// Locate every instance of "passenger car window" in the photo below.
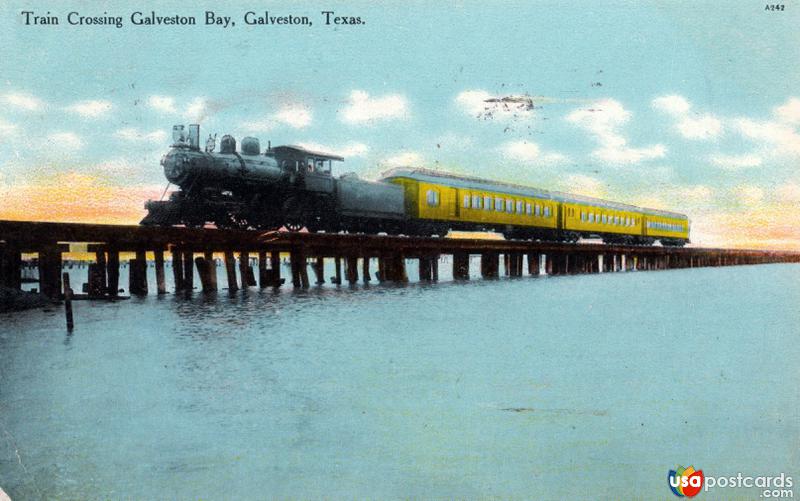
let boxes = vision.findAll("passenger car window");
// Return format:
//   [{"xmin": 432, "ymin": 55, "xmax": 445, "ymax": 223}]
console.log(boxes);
[
  {"xmin": 463, "ymin": 194, "xmax": 470, "ymax": 209},
  {"xmin": 496, "ymin": 197, "xmax": 504, "ymax": 212},
  {"xmin": 426, "ymin": 189, "xmax": 440, "ymax": 207},
  {"xmin": 526, "ymin": 203, "xmax": 532, "ymax": 215},
  {"xmin": 473, "ymin": 195, "xmax": 482, "ymax": 209},
  {"xmin": 484, "ymin": 196, "xmax": 492, "ymax": 210}
]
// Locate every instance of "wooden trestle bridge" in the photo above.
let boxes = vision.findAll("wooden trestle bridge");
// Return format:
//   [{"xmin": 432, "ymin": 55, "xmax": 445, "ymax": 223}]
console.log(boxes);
[{"xmin": 1, "ymin": 220, "xmax": 799, "ymax": 299}]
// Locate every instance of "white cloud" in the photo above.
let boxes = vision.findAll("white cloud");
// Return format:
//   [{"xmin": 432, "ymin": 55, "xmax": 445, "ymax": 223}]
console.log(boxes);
[
  {"xmin": 47, "ymin": 132, "xmax": 83, "ymax": 150},
  {"xmin": 240, "ymin": 104, "xmax": 314, "ymax": 133},
  {"xmin": 709, "ymin": 153, "xmax": 762, "ymax": 169},
  {"xmin": 652, "ymin": 95, "xmax": 691, "ymax": 116},
  {"xmin": 676, "ymin": 115, "xmax": 722, "ymax": 140},
  {"xmin": 340, "ymin": 90, "xmax": 409, "ymax": 124},
  {"xmin": 501, "ymin": 140, "xmax": 568, "ymax": 165},
  {"xmin": 0, "ymin": 118, "xmax": 18, "ymax": 134},
  {"xmin": 114, "ymin": 127, "xmax": 168, "ymax": 143},
  {"xmin": 733, "ymin": 118, "xmax": 800, "ymax": 157},
  {"xmin": 185, "ymin": 97, "xmax": 207, "ymax": 122},
  {"xmin": 567, "ymin": 99, "xmax": 666, "ymax": 164},
  {"xmin": 3, "ymin": 92, "xmax": 44, "ymax": 111},
  {"xmin": 273, "ymin": 104, "xmax": 312, "ymax": 129},
  {"xmin": 732, "ymin": 185, "xmax": 764, "ymax": 206},
  {"xmin": 593, "ymin": 143, "xmax": 666, "ymax": 164},
  {"xmin": 456, "ymin": 90, "xmax": 493, "ymax": 116},
  {"xmin": 382, "ymin": 151, "xmax": 424, "ymax": 168},
  {"xmin": 65, "ymin": 99, "xmax": 113, "ymax": 118},
  {"xmin": 239, "ymin": 119, "xmax": 274, "ymax": 133},
  {"xmin": 653, "ymin": 94, "xmax": 722, "ymax": 140},
  {"xmin": 561, "ymin": 174, "xmax": 606, "ymax": 198},
  {"xmin": 455, "ymin": 89, "xmax": 537, "ymax": 121},
  {"xmin": 147, "ymin": 95, "xmax": 177, "ymax": 114},
  {"xmin": 296, "ymin": 141, "xmax": 368, "ymax": 158},
  {"xmin": 774, "ymin": 97, "xmax": 800, "ymax": 124}
]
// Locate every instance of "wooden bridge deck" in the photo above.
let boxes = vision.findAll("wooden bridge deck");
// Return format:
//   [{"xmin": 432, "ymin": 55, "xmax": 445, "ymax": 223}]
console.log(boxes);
[{"xmin": 1, "ymin": 219, "xmax": 799, "ymax": 299}]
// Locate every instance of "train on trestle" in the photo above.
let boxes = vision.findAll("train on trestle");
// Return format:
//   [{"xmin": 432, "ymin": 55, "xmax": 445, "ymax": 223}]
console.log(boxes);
[{"xmin": 140, "ymin": 124, "xmax": 690, "ymax": 246}]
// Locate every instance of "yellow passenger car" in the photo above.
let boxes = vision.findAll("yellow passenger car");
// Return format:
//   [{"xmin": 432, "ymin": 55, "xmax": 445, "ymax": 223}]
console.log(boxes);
[{"xmin": 380, "ymin": 168, "xmax": 690, "ymax": 245}]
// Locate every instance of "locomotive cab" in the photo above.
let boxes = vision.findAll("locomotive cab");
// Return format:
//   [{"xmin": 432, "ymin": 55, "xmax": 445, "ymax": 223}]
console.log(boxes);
[{"xmin": 268, "ymin": 145, "xmax": 343, "ymax": 193}]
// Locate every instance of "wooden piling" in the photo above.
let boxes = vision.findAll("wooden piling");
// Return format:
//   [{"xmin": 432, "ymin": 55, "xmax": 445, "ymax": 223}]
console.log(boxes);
[
  {"xmin": 481, "ymin": 252, "xmax": 499, "ymax": 278},
  {"xmin": 390, "ymin": 255, "xmax": 408, "ymax": 282},
  {"xmin": 204, "ymin": 251, "xmax": 217, "ymax": 291},
  {"xmin": 194, "ymin": 256, "xmax": 208, "ymax": 291},
  {"xmin": 131, "ymin": 250, "xmax": 148, "ymax": 295},
  {"xmin": 290, "ymin": 248, "xmax": 309, "ymax": 288},
  {"xmin": 419, "ymin": 256, "xmax": 432, "ymax": 281},
  {"xmin": 453, "ymin": 252, "xmax": 469, "ymax": 280},
  {"xmin": 0, "ymin": 246, "xmax": 21, "ymax": 290},
  {"xmin": 346, "ymin": 255, "xmax": 358, "ymax": 284},
  {"xmin": 182, "ymin": 251, "xmax": 193, "ymax": 292},
  {"xmin": 509, "ymin": 253, "xmax": 523, "ymax": 277},
  {"xmin": 258, "ymin": 251, "xmax": 269, "ymax": 288},
  {"xmin": 38, "ymin": 246, "xmax": 63, "ymax": 299},
  {"xmin": 107, "ymin": 251, "xmax": 120, "ymax": 296},
  {"xmin": 333, "ymin": 256, "xmax": 342, "ymax": 285},
  {"xmin": 128, "ymin": 260, "xmax": 143, "ymax": 296},
  {"xmin": 361, "ymin": 257, "xmax": 370, "ymax": 284},
  {"xmin": 87, "ymin": 263, "xmax": 106, "ymax": 297},
  {"xmin": 154, "ymin": 250, "xmax": 167, "ymax": 294},
  {"xmin": 431, "ymin": 255, "xmax": 439, "ymax": 282},
  {"xmin": 172, "ymin": 248, "xmax": 184, "ymax": 292},
  {"xmin": 240, "ymin": 251, "xmax": 256, "ymax": 287},
  {"xmin": 94, "ymin": 250, "xmax": 107, "ymax": 293},
  {"xmin": 224, "ymin": 251, "xmax": 238, "ymax": 291},
  {"xmin": 308, "ymin": 257, "xmax": 322, "ymax": 285},
  {"xmin": 63, "ymin": 272, "xmax": 74, "ymax": 331},
  {"xmin": 270, "ymin": 251, "xmax": 282, "ymax": 287}
]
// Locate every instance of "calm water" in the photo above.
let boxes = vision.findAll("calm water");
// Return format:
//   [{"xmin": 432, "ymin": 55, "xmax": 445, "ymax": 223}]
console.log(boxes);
[{"xmin": 1, "ymin": 262, "xmax": 798, "ymax": 500}]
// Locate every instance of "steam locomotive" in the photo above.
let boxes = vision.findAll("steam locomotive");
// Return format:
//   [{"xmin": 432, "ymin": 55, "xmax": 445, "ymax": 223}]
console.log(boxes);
[{"xmin": 141, "ymin": 124, "xmax": 690, "ymax": 246}]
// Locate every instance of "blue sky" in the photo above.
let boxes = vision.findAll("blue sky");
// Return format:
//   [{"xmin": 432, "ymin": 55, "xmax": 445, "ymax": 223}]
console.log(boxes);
[{"xmin": 1, "ymin": 0, "xmax": 799, "ymax": 247}]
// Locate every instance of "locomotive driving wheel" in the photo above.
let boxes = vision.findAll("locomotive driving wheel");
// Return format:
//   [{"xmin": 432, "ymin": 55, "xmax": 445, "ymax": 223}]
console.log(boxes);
[
  {"xmin": 282, "ymin": 196, "xmax": 306, "ymax": 232},
  {"xmin": 284, "ymin": 221, "xmax": 304, "ymax": 232}
]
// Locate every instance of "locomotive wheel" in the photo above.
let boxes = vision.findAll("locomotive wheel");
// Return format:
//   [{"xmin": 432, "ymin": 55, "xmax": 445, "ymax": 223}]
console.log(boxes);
[{"xmin": 282, "ymin": 197, "xmax": 306, "ymax": 232}]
